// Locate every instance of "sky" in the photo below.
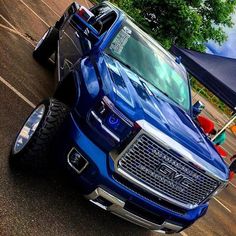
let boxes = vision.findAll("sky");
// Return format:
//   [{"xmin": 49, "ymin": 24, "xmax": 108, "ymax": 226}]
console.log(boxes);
[{"xmin": 206, "ymin": 14, "xmax": 236, "ymax": 59}]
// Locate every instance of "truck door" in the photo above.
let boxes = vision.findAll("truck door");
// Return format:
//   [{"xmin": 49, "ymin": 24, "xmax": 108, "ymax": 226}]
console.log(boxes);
[
  {"xmin": 58, "ymin": 14, "xmax": 90, "ymax": 80},
  {"xmin": 58, "ymin": 4, "xmax": 115, "ymax": 80}
]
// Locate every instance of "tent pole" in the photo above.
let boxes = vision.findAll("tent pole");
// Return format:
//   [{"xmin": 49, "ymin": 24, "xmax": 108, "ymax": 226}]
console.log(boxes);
[{"xmin": 211, "ymin": 113, "xmax": 236, "ymax": 141}]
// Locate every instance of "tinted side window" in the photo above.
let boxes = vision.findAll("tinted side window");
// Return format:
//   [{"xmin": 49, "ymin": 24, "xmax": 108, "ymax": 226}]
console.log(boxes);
[
  {"xmin": 91, "ymin": 4, "xmax": 117, "ymax": 35},
  {"xmin": 91, "ymin": 5, "xmax": 111, "ymax": 18}
]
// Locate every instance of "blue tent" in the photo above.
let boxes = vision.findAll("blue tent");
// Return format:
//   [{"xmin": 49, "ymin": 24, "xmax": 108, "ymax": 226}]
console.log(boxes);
[{"xmin": 171, "ymin": 45, "xmax": 236, "ymax": 111}]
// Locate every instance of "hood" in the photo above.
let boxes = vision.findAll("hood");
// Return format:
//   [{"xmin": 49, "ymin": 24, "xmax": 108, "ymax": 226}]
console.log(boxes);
[{"xmin": 97, "ymin": 53, "xmax": 228, "ymax": 180}]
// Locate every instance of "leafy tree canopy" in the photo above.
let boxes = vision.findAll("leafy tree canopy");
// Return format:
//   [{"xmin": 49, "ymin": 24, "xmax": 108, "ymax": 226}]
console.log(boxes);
[{"xmin": 112, "ymin": 0, "xmax": 236, "ymax": 51}]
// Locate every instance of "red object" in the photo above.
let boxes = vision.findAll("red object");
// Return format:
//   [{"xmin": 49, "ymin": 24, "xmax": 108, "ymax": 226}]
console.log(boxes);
[
  {"xmin": 78, "ymin": 8, "xmax": 86, "ymax": 17},
  {"xmin": 229, "ymin": 171, "xmax": 235, "ymax": 181},
  {"xmin": 214, "ymin": 145, "xmax": 228, "ymax": 158},
  {"xmin": 197, "ymin": 115, "xmax": 214, "ymax": 134}
]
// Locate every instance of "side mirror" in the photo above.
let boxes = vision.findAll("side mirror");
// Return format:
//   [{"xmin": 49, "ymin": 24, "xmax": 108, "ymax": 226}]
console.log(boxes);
[
  {"xmin": 72, "ymin": 6, "xmax": 102, "ymax": 44},
  {"xmin": 192, "ymin": 101, "xmax": 205, "ymax": 118},
  {"xmin": 77, "ymin": 6, "xmax": 96, "ymax": 24}
]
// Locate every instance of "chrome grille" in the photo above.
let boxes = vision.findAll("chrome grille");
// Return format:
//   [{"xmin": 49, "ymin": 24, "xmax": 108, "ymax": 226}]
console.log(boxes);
[{"xmin": 117, "ymin": 133, "xmax": 220, "ymax": 209}]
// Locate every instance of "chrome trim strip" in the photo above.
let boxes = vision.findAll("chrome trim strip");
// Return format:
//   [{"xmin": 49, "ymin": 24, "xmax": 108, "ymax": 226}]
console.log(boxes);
[
  {"xmin": 90, "ymin": 110, "xmax": 120, "ymax": 142},
  {"xmin": 102, "ymin": 96, "xmax": 134, "ymax": 127},
  {"xmin": 67, "ymin": 147, "xmax": 89, "ymax": 174},
  {"xmin": 86, "ymin": 187, "xmax": 125, "ymax": 208},
  {"xmin": 162, "ymin": 221, "xmax": 183, "ymax": 231},
  {"xmin": 89, "ymin": 200, "xmax": 108, "ymax": 210},
  {"xmin": 86, "ymin": 187, "xmax": 183, "ymax": 233},
  {"xmin": 117, "ymin": 168, "xmax": 196, "ymax": 209},
  {"xmin": 111, "ymin": 207, "xmax": 159, "ymax": 229},
  {"xmin": 112, "ymin": 174, "xmax": 186, "ymax": 215}
]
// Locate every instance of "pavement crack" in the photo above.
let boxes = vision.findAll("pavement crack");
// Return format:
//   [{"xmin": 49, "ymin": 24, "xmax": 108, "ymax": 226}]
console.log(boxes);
[{"xmin": 24, "ymin": 33, "xmax": 37, "ymax": 43}]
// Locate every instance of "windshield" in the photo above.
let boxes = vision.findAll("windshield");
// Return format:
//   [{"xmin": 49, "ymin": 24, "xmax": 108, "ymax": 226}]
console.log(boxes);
[{"xmin": 105, "ymin": 18, "xmax": 191, "ymax": 112}]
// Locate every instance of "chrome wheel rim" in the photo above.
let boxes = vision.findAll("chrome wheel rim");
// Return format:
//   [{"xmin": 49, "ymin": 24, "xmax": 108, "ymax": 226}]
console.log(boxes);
[
  {"xmin": 13, "ymin": 104, "xmax": 45, "ymax": 154},
  {"xmin": 34, "ymin": 30, "xmax": 48, "ymax": 51}
]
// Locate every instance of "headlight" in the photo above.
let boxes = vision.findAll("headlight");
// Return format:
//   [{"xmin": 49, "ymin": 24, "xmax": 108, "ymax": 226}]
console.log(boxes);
[{"xmin": 87, "ymin": 96, "xmax": 139, "ymax": 148}]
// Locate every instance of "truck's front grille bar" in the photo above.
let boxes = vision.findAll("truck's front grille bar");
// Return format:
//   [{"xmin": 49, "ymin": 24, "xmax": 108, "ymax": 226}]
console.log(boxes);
[{"xmin": 117, "ymin": 133, "xmax": 219, "ymax": 209}]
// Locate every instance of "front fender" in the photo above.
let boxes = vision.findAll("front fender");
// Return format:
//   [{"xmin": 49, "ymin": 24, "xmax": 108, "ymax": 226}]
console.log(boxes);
[
  {"xmin": 53, "ymin": 70, "xmax": 81, "ymax": 108},
  {"xmin": 80, "ymin": 57, "xmax": 101, "ymax": 99},
  {"xmin": 73, "ymin": 56, "xmax": 103, "ymax": 117}
]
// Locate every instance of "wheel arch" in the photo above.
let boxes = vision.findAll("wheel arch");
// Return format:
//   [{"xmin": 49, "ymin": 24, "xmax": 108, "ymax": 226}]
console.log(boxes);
[{"xmin": 53, "ymin": 70, "xmax": 81, "ymax": 108}]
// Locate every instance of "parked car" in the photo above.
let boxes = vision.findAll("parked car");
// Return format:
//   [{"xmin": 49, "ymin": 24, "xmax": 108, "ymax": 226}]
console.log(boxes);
[{"xmin": 10, "ymin": 1, "xmax": 229, "ymax": 234}]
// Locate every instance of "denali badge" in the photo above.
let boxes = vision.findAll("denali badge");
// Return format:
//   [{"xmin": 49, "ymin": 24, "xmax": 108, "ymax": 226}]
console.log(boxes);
[{"xmin": 152, "ymin": 148, "xmax": 200, "ymax": 180}]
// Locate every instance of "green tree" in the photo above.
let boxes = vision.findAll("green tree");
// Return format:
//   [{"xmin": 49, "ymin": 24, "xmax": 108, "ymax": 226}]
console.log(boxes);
[{"xmin": 113, "ymin": 0, "xmax": 236, "ymax": 51}]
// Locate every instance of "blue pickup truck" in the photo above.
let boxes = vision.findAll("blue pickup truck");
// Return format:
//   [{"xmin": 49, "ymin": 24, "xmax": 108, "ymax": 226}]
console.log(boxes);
[{"xmin": 10, "ymin": 1, "xmax": 229, "ymax": 234}]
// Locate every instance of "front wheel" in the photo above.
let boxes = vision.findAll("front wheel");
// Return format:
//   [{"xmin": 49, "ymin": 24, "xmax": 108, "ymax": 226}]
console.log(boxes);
[
  {"xmin": 10, "ymin": 99, "xmax": 69, "ymax": 172},
  {"xmin": 33, "ymin": 26, "xmax": 59, "ymax": 63}
]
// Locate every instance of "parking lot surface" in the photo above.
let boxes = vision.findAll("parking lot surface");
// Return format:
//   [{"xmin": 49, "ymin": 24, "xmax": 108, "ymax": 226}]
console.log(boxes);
[{"xmin": 0, "ymin": 1, "xmax": 236, "ymax": 235}]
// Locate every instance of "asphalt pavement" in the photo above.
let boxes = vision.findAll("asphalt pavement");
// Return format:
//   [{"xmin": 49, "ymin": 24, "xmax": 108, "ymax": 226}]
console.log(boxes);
[{"xmin": 0, "ymin": 1, "xmax": 236, "ymax": 236}]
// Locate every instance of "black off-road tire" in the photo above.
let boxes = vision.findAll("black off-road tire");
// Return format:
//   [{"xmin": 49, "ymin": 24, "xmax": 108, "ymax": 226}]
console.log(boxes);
[
  {"xmin": 10, "ymin": 99, "xmax": 69, "ymax": 172},
  {"xmin": 33, "ymin": 26, "xmax": 59, "ymax": 63}
]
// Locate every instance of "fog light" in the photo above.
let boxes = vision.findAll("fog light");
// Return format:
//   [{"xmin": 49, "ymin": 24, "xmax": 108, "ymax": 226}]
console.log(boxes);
[{"xmin": 67, "ymin": 148, "xmax": 89, "ymax": 174}]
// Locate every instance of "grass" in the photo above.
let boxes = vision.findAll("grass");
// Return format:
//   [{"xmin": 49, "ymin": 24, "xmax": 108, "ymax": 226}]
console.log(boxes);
[{"xmin": 190, "ymin": 77, "xmax": 233, "ymax": 117}]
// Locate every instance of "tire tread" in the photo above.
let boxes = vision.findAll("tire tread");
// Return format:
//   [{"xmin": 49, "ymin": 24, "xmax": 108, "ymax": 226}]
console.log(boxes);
[{"xmin": 10, "ymin": 99, "xmax": 69, "ymax": 172}]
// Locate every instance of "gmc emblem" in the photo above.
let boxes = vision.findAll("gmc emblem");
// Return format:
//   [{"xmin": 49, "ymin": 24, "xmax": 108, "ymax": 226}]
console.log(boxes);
[{"xmin": 156, "ymin": 164, "xmax": 193, "ymax": 187}]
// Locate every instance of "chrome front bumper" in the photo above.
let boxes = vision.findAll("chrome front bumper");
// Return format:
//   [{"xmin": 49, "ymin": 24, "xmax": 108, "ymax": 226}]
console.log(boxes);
[{"xmin": 85, "ymin": 187, "xmax": 183, "ymax": 234}]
